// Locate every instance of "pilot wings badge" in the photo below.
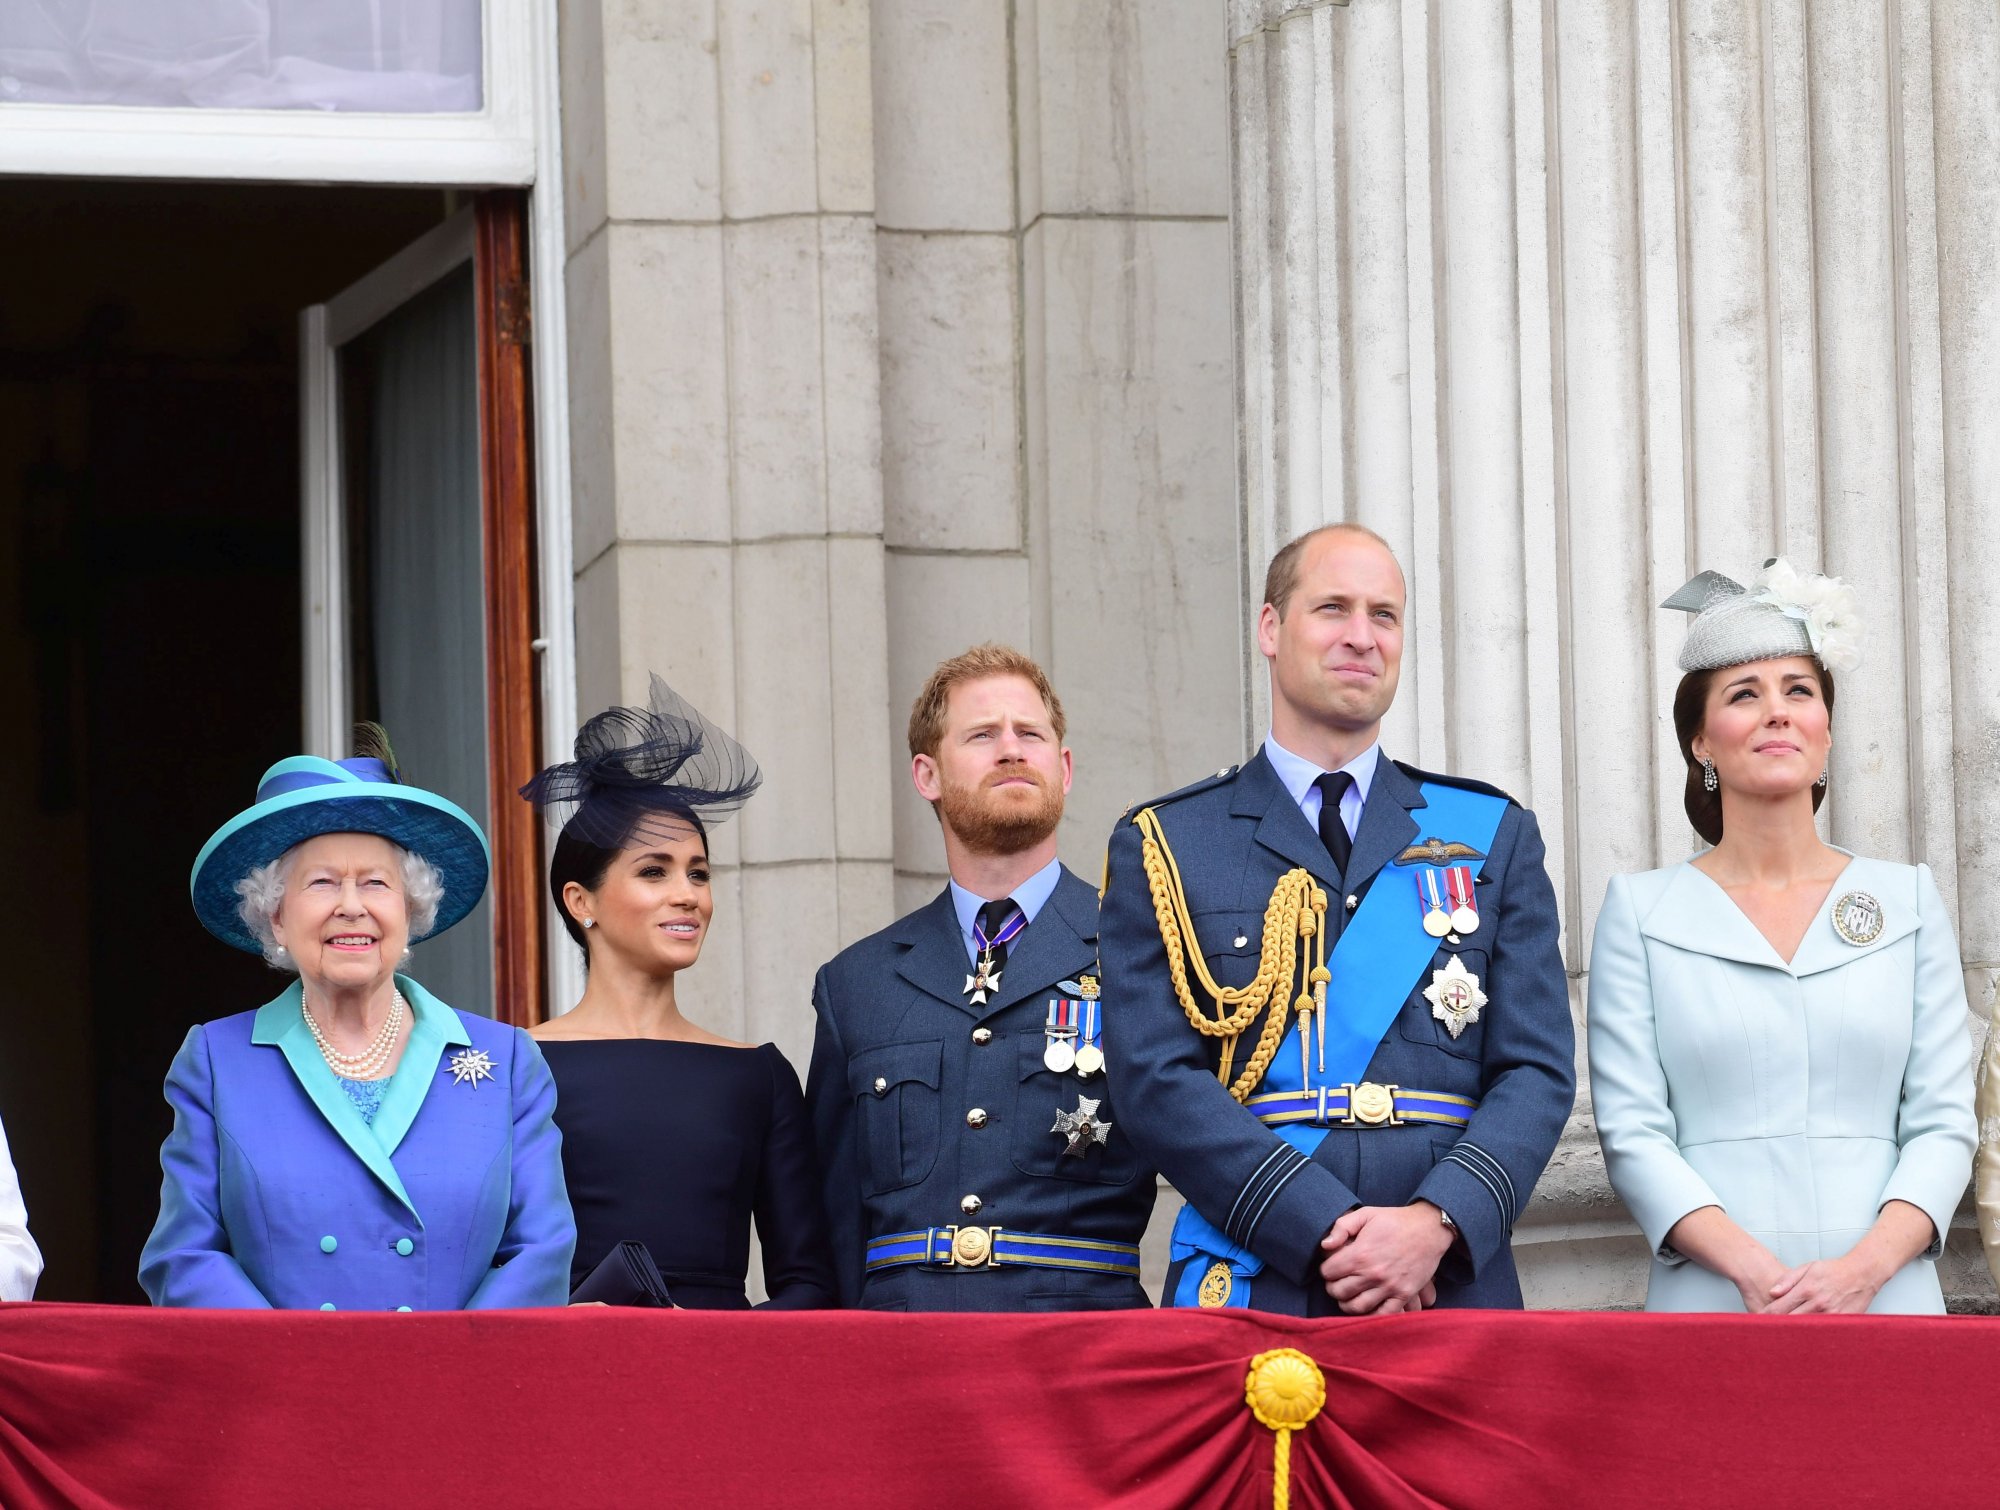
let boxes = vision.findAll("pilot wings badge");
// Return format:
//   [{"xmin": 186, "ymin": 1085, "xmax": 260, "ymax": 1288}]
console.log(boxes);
[{"xmin": 1395, "ymin": 837, "xmax": 1487, "ymax": 867}]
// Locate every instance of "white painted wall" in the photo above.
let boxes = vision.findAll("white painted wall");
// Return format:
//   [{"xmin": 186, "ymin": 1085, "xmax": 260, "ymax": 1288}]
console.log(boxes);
[{"xmin": 1229, "ymin": 0, "xmax": 2000, "ymax": 1307}]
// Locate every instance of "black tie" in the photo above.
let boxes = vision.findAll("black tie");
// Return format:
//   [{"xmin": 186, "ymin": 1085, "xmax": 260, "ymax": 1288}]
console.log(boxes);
[
  {"xmin": 977, "ymin": 898, "xmax": 1021, "ymax": 977},
  {"xmin": 1315, "ymin": 771, "xmax": 1354, "ymax": 877}
]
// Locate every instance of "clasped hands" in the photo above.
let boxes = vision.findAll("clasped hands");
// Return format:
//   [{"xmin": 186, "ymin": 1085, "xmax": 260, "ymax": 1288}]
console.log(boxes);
[
  {"xmin": 1317, "ymin": 1201, "xmax": 1455, "ymax": 1315},
  {"xmin": 1736, "ymin": 1252, "xmax": 1886, "ymax": 1315}
]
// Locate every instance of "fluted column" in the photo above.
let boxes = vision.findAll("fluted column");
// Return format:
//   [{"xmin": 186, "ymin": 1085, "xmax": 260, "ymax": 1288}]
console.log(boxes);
[{"xmin": 1230, "ymin": 0, "xmax": 2000, "ymax": 1308}]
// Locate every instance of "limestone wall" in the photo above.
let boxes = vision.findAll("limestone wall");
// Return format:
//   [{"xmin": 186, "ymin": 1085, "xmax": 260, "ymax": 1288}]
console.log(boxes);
[
  {"xmin": 559, "ymin": 0, "xmax": 894, "ymax": 1073},
  {"xmin": 1229, "ymin": 0, "xmax": 2000, "ymax": 1306},
  {"xmin": 556, "ymin": 1, "xmax": 1243, "ymax": 1098}
]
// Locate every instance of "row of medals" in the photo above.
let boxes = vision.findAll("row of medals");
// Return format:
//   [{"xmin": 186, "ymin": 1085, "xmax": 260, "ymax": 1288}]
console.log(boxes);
[
  {"xmin": 1425, "ymin": 901, "xmax": 1479, "ymax": 939},
  {"xmin": 1048, "ymin": 980, "xmax": 1102, "ymax": 1078},
  {"xmin": 1045, "ymin": 1033, "xmax": 1102, "ymax": 1078}
]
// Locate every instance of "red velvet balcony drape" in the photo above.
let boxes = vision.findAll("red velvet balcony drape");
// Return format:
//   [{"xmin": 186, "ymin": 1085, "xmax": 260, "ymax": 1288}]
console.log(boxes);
[{"xmin": 0, "ymin": 1304, "xmax": 1992, "ymax": 1508}]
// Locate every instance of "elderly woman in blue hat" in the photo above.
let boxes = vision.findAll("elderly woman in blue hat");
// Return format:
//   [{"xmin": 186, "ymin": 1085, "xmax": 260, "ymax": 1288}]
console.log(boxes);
[{"xmin": 140, "ymin": 734, "xmax": 575, "ymax": 1311}]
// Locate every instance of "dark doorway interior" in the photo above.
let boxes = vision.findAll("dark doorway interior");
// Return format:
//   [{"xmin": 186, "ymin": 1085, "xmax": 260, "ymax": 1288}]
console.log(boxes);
[{"xmin": 0, "ymin": 178, "xmax": 452, "ymax": 1300}]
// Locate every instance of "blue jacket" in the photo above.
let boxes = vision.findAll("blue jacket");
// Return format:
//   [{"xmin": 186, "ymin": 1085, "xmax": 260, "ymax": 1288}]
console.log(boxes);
[
  {"xmin": 806, "ymin": 866, "xmax": 1158, "ymax": 1310},
  {"xmin": 1099, "ymin": 751, "xmax": 1574, "ymax": 1312},
  {"xmin": 140, "ymin": 977, "xmax": 575, "ymax": 1311}
]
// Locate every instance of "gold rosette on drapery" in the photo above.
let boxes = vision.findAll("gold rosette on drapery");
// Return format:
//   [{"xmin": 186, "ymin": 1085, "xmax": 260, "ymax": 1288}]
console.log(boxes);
[{"xmin": 1245, "ymin": 1348, "xmax": 1326, "ymax": 1510}]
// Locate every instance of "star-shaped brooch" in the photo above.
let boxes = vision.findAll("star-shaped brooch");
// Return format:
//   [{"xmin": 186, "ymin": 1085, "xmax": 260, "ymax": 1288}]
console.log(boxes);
[
  {"xmin": 1052, "ymin": 1095, "xmax": 1112, "ymax": 1158},
  {"xmin": 1422, "ymin": 955, "xmax": 1488, "ymax": 1040},
  {"xmin": 447, "ymin": 1048, "xmax": 496, "ymax": 1088}
]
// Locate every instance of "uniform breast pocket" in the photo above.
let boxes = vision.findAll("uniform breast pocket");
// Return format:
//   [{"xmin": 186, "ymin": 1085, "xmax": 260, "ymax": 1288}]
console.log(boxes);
[
  {"xmin": 1192, "ymin": 910, "xmax": 1266, "ymax": 994},
  {"xmin": 1009, "ymin": 1034, "xmax": 1141, "ymax": 1186},
  {"xmin": 847, "ymin": 1040, "xmax": 942, "ymax": 1195},
  {"xmin": 1396, "ymin": 946, "xmax": 1490, "ymax": 1063}
]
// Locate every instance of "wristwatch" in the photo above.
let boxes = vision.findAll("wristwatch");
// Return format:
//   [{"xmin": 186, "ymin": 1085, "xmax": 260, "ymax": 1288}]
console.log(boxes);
[{"xmin": 1437, "ymin": 1206, "xmax": 1457, "ymax": 1231}]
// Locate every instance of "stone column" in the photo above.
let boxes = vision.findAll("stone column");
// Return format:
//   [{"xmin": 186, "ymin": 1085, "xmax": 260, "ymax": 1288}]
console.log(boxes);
[
  {"xmin": 874, "ymin": 0, "xmax": 1242, "ymax": 902},
  {"xmin": 1229, "ymin": 0, "xmax": 2000, "ymax": 1306},
  {"xmin": 874, "ymin": 0, "xmax": 1244, "ymax": 1292},
  {"xmin": 559, "ymin": 0, "xmax": 894, "ymax": 1067}
]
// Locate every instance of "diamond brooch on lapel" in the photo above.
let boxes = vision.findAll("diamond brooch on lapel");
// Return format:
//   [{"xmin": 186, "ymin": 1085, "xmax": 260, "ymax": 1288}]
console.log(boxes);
[
  {"xmin": 447, "ymin": 1047, "xmax": 496, "ymax": 1088},
  {"xmin": 1830, "ymin": 890, "xmax": 1884, "ymax": 946},
  {"xmin": 1423, "ymin": 955, "xmax": 1487, "ymax": 1040}
]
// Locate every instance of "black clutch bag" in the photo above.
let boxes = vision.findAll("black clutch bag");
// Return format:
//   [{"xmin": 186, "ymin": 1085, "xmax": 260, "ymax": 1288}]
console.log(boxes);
[{"xmin": 569, "ymin": 1240, "xmax": 674, "ymax": 1307}]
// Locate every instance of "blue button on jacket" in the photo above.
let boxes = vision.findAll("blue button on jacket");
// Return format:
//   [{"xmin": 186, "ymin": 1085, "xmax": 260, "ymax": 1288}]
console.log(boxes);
[{"xmin": 140, "ymin": 976, "xmax": 575, "ymax": 1311}]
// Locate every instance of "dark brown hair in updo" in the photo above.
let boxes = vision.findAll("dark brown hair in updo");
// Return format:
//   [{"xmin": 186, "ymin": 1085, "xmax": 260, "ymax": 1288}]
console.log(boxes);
[{"xmin": 1672, "ymin": 663, "xmax": 1836, "ymax": 846}]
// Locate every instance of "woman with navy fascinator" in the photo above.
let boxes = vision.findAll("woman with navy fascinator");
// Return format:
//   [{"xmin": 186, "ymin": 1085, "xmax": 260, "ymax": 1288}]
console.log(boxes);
[
  {"xmin": 142, "ymin": 729, "xmax": 575, "ymax": 1310},
  {"xmin": 523, "ymin": 677, "xmax": 834, "ymax": 1309}
]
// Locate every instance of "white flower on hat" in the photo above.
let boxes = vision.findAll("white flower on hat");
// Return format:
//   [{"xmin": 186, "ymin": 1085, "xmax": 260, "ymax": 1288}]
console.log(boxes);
[{"xmin": 1752, "ymin": 558, "xmax": 1861, "ymax": 673}]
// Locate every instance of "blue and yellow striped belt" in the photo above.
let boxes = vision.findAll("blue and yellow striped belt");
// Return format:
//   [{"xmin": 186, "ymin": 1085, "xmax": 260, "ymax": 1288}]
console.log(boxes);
[
  {"xmin": 864, "ymin": 1225, "xmax": 1141, "ymax": 1276},
  {"xmin": 1247, "ymin": 1081, "xmax": 1477, "ymax": 1129}
]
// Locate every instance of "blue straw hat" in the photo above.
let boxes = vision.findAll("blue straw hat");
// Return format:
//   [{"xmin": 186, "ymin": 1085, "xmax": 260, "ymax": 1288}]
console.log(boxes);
[{"xmin": 191, "ymin": 755, "xmax": 491, "ymax": 954}]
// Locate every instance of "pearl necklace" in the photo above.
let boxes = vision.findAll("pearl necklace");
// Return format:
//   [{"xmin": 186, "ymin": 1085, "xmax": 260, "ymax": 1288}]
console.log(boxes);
[{"xmin": 302, "ymin": 989, "xmax": 407, "ymax": 1081}]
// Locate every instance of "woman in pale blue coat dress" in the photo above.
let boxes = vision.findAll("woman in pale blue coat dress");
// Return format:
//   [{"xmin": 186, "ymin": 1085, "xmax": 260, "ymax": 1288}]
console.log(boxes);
[{"xmin": 1588, "ymin": 562, "xmax": 1974, "ymax": 1314}]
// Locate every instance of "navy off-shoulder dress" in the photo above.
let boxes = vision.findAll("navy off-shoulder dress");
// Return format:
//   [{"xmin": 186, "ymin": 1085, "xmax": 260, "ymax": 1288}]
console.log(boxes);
[{"xmin": 541, "ymin": 1039, "xmax": 835, "ymax": 1309}]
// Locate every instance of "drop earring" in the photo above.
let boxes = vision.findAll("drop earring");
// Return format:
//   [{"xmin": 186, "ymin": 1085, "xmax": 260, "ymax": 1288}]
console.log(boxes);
[
  {"xmin": 1700, "ymin": 759, "xmax": 1717, "ymax": 793},
  {"xmin": 1816, "ymin": 768, "xmax": 1828, "ymax": 787}
]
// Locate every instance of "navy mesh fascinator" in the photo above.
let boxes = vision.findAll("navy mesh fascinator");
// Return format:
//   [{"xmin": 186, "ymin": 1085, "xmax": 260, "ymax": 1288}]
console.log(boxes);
[{"xmin": 519, "ymin": 675, "xmax": 762, "ymax": 849}]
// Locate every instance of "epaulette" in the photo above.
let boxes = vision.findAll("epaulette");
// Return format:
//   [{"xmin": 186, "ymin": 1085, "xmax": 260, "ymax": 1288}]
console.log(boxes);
[
  {"xmin": 1393, "ymin": 759, "xmax": 1518, "ymax": 807},
  {"xmin": 1123, "ymin": 764, "xmax": 1241, "ymax": 823}
]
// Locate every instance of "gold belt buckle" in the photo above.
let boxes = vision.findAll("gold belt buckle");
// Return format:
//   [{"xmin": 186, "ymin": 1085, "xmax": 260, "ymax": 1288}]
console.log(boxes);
[
  {"xmin": 1343, "ymin": 1082, "xmax": 1402, "ymax": 1127},
  {"xmin": 945, "ymin": 1225, "xmax": 1001, "ymax": 1268}
]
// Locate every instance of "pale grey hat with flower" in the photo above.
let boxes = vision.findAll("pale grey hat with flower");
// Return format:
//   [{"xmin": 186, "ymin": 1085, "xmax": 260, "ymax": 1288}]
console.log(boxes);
[{"xmin": 1661, "ymin": 558, "xmax": 1862, "ymax": 675}]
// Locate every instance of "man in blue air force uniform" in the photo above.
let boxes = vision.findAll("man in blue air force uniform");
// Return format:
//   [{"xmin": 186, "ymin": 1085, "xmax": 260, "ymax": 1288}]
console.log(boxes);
[
  {"xmin": 807, "ymin": 646, "xmax": 1156, "ymax": 1310},
  {"xmin": 1101, "ymin": 525, "xmax": 1574, "ymax": 1314}
]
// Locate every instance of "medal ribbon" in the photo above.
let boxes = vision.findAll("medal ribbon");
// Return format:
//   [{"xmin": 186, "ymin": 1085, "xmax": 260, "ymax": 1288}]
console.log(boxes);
[
  {"xmin": 1081, "ymin": 998, "xmax": 1101, "ymax": 1054},
  {"xmin": 1446, "ymin": 866, "xmax": 1477, "ymax": 920},
  {"xmin": 1416, "ymin": 869, "xmax": 1448, "ymax": 916},
  {"xmin": 973, "ymin": 905, "xmax": 1029, "ymax": 957}
]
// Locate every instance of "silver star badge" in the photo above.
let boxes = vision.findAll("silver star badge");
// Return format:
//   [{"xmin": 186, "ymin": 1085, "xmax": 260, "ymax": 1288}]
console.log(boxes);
[
  {"xmin": 962, "ymin": 967, "xmax": 1001, "ymax": 1006},
  {"xmin": 447, "ymin": 1047, "xmax": 496, "ymax": 1088},
  {"xmin": 1422, "ymin": 955, "xmax": 1488, "ymax": 1040},
  {"xmin": 1052, "ymin": 1095, "xmax": 1112, "ymax": 1158}
]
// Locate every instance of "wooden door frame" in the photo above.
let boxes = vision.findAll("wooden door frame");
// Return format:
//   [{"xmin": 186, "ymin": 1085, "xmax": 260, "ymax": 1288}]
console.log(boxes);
[
  {"xmin": 474, "ymin": 191, "xmax": 545, "ymax": 1028},
  {"xmin": 300, "ymin": 195, "xmax": 548, "ymax": 1027}
]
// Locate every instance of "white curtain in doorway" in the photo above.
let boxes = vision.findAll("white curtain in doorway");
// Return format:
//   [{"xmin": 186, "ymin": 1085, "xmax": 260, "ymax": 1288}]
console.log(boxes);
[
  {"xmin": 0, "ymin": 0, "xmax": 480, "ymax": 111},
  {"xmin": 356, "ymin": 263, "xmax": 495, "ymax": 1017}
]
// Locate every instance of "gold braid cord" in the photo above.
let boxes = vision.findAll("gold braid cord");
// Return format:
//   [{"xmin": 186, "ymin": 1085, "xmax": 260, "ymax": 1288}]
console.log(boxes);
[{"xmin": 1135, "ymin": 807, "xmax": 1329, "ymax": 1103}]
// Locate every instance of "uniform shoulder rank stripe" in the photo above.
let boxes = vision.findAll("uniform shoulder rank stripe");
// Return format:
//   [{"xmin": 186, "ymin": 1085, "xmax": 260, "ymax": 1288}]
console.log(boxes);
[
  {"xmin": 1390, "ymin": 760, "xmax": 1518, "ymax": 806},
  {"xmin": 1131, "ymin": 764, "xmax": 1240, "ymax": 819}
]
